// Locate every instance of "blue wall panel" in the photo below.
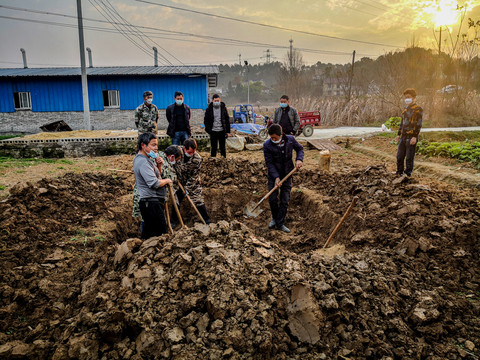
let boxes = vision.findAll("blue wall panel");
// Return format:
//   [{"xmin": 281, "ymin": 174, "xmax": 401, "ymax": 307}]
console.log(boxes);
[
  {"xmin": 0, "ymin": 80, "xmax": 14, "ymax": 112},
  {"xmin": 0, "ymin": 75, "xmax": 209, "ymax": 112}
]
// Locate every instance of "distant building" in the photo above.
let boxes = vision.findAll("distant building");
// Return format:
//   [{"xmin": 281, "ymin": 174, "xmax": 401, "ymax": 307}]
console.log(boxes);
[{"xmin": 0, "ymin": 65, "xmax": 218, "ymax": 134}]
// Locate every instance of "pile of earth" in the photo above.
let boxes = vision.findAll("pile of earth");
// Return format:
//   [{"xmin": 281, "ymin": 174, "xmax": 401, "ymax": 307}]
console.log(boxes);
[
  {"xmin": 0, "ymin": 158, "xmax": 479, "ymax": 359},
  {"xmin": 1, "ymin": 220, "xmax": 478, "ymax": 359}
]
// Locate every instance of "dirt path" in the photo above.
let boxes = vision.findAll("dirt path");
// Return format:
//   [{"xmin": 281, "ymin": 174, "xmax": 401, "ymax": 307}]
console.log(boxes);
[{"xmin": 352, "ymin": 143, "xmax": 480, "ymax": 189}]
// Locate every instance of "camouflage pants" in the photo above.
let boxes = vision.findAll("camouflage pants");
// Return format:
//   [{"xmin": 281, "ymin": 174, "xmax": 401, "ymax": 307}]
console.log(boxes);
[{"xmin": 184, "ymin": 183, "xmax": 204, "ymax": 207}]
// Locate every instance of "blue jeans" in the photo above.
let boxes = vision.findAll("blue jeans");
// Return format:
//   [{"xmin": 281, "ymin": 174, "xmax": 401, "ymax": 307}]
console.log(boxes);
[{"xmin": 172, "ymin": 131, "xmax": 189, "ymax": 146}]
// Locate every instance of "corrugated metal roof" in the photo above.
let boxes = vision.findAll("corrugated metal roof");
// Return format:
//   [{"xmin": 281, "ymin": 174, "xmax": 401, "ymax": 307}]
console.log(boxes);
[{"xmin": 0, "ymin": 65, "xmax": 219, "ymax": 77}]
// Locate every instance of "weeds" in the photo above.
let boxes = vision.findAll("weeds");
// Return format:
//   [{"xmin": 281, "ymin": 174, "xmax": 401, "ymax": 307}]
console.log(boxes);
[{"xmin": 416, "ymin": 141, "xmax": 480, "ymax": 168}]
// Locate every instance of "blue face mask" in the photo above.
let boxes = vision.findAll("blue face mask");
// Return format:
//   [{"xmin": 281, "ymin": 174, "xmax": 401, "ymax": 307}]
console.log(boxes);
[
  {"xmin": 145, "ymin": 145, "xmax": 158, "ymax": 159},
  {"xmin": 271, "ymin": 138, "xmax": 281, "ymax": 144},
  {"xmin": 176, "ymin": 99, "xmax": 183, "ymax": 106},
  {"xmin": 280, "ymin": 103, "xmax": 287, "ymax": 108}
]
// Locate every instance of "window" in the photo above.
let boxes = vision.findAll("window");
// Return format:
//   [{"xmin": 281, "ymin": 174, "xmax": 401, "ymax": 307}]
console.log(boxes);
[
  {"xmin": 102, "ymin": 90, "xmax": 120, "ymax": 108},
  {"xmin": 13, "ymin": 92, "xmax": 32, "ymax": 110}
]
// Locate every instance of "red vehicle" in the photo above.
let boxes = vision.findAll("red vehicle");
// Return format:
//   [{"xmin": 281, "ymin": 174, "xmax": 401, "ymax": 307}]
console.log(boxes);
[
  {"xmin": 298, "ymin": 111, "xmax": 321, "ymax": 137},
  {"xmin": 259, "ymin": 110, "xmax": 321, "ymax": 139}
]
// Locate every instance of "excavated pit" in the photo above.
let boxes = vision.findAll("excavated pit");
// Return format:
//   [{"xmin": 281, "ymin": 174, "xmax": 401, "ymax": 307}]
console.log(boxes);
[{"xmin": 0, "ymin": 158, "xmax": 479, "ymax": 359}]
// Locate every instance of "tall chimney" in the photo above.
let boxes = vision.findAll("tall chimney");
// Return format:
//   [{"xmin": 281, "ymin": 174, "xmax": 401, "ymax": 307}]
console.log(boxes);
[
  {"xmin": 20, "ymin": 48, "xmax": 27, "ymax": 68},
  {"xmin": 86, "ymin": 47, "xmax": 93, "ymax": 68},
  {"xmin": 153, "ymin": 47, "xmax": 158, "ymax": 67}
]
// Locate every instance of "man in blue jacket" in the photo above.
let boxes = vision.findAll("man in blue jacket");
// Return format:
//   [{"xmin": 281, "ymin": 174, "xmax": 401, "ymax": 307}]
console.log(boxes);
[
  {"xmin": 263, "ymin": 124, "xmax": 304, "ymax": 233},
  {"xmin": 166, "ymin": 91, "xmax": 191, "ymax": 145}
]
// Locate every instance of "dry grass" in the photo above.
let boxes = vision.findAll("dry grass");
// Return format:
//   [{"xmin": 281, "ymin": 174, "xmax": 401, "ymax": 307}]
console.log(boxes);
[{"xmin": 293, "ymin": 92, "xmax": 480, "ymax": 127}]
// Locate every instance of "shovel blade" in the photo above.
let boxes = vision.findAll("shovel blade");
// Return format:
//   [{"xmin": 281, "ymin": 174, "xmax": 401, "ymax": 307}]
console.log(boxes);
[{"xmin": 244, "ymin": 201, "xmax": 263, "ymax": 218}]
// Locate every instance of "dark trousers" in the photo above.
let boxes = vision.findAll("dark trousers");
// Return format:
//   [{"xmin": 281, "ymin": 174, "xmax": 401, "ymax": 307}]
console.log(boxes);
[
  {"xmin": 267, "ymin": 176, "xmax": 292, "ymax": 226},
  {"xmin": 396, "ymin": 137, "xmax": 417, "ymax": 176},
  {"xmin": 139, "ymin": 198, "xmax": 167, "ymax": 239},
  {"xmin": 170, "ymin": 189, "xmax": 211, "ymax": 224},
  {"xmin": 210, "ymin": 131, "xmax": 226, "ymax": 157}
]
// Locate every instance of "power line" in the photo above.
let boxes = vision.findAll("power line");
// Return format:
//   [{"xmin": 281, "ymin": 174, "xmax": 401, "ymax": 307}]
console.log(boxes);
[
  {"xmin": 135, "ymin": 0, "xmax": 403, "ymax": 48},
  {"xmin": 96, "ymin": 0, "xmax": 177, "ymax": 66},
  {"xmin": 0, "ymin": 9, "xmax": 381, "ymax": 58}
]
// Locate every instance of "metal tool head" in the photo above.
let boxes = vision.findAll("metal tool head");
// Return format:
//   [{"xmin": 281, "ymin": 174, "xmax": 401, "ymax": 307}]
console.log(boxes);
[{"xmin": 244, "ymin": 201, "xmax": 263, "ymax": 218}]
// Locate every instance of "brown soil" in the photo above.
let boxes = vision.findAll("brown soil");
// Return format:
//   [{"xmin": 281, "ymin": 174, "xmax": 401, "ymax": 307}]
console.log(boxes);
[{"xmin": 0, "ymin": 152, "xmax": 479, "ymax": 359}]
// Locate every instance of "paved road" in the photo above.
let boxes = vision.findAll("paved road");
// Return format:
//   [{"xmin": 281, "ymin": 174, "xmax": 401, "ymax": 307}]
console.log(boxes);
[{"xmin": 297, "ymin": 126, "xmax": 480, "ymax": 140}]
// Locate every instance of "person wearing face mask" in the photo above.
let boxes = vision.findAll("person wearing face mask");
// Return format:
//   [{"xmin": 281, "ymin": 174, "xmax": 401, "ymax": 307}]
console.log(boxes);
[
  {"xmin": 204, "ymin": 94, "xmax": 231, "ymax": 158},
  {"xmin": 135, "ymin": 91, "xmax": 159, "ymax": 136},
  {"xmin": 132, "ymin": 142, "xmax": 178, "ymax": 231},
  {"xmin": 395, "ymin": 88, "xmax": 423, "ymax": 177},
  {"xmin": 273, "ymin": 95, "xmax": 300, "ymax": 136},
  {"xmin": 166, "ymin": 91, "xmax": 192, "ymax": 145},
  {"xmin": 132, "ymin": 133, "xmax": 173, "ymax": 239},
  {"xmin": 172, "ymin": 139, "xmax": 211, "ymax": 224},
  {"xmin": 263, "ymin": 124, "xmax": 304, "ymax": 233}
]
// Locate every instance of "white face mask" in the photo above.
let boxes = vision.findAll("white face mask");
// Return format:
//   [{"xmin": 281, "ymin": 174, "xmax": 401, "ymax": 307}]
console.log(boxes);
[
  {"xmin": 169, "ymin": 156, "xmax": 176, "ymax": 165},
  {"xmin": 184, "ymin": 151, "xmax": 192, "ymax": 158},
  {"xmin": 271, "ymin": 138, "xmax": 281, "ymax": 144},
  {"xmin": 146, "ymin": 98, "xmax": 153, "ymax": 104},
  {"xmin": 405, "ymin": 98, "xmax": 413, "ymax": 105}
]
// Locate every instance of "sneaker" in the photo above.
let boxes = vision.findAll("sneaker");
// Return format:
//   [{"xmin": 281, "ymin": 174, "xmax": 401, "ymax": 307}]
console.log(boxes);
[
  {"xmin": 277, "ymin": 224, "xmax": 291, "ymax": 233},
  {"xmin": 268, "ymin": 219, "xmax": 276, "ymax": 229}
]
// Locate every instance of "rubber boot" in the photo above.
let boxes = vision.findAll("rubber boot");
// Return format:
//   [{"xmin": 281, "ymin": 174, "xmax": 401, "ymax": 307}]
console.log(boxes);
[{"xmin": 196, "ymin": 204, "xmax": 211, "ymax": 224}]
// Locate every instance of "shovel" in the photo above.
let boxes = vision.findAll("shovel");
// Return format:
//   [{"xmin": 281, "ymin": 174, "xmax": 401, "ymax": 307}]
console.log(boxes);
[
  {"xmin": 244, "ymin": 167, "xmax": 298, "ymax": 218},
  {"xmin": 177, "ymin": 181, "xmax": 207, "ymax": 225},
  {"xmin": 168, "ymin": 183, "xmax": 186, "ymax": 229}
]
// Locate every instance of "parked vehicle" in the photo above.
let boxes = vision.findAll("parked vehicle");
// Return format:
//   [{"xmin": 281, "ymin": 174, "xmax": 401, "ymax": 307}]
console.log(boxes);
[
  {"xmin": 258, "ymin": 111, "xmax": 321, "ymax": 139},
  {"xmin": 437, "ymin": 85, "xmax": 463, "ymax": 94}
]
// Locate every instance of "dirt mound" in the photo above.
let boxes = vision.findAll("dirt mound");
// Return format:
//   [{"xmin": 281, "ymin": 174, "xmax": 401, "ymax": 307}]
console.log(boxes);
[
  {"xmin": 0, "ymin": 159, "xmax": 479, "ymax": 359},
  {"xmin": 2, "ymin": 221, "xmax": 478, "ymax": 359}
]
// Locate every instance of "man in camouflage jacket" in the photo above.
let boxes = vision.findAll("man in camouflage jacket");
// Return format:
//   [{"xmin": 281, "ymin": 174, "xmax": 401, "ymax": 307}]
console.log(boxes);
[
  {"xmin": 135, "ymin": 91, "xmax": 159, "ymax": 135},
  {"xmin": 396, "ymin": 88, "xmax": 423, "ymax": 177},
  {"xmin": 173, "ymin": 139, "xmax": 211, "ymax": 224}
]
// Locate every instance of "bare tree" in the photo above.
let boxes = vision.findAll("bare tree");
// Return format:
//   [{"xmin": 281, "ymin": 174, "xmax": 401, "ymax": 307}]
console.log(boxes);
[{"xmin": 277, "ymin": 48, "xmax": 308, "ymax": 99}]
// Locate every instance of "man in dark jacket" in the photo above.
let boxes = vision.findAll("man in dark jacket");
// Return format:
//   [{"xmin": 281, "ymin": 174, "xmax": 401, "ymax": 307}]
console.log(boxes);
[
  {"xmin": 396, "ymin": 88, "xmax": 423, "ymax": 177},
  {"xmin": 166, "ymin": 91, "xmax": 191, "ymax": 145},
  {"xmin": 204, "ymin": 94, "xmax": 231, "ymax": 158},
  {"xmin": 263, "ymin": 124, "xmax": 304, "ymax": 233},
  {"xmin": 273, "ymin": 95, "xmax": 300, "ymax": 135}
]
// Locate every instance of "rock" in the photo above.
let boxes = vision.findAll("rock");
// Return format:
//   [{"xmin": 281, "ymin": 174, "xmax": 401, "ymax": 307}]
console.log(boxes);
[
  {"xmin": 45, "ymin": 248, "xmax": 66, "ymax": 262},
  {"xmin": 392, "ymin": 174, "xmax": 408, "ymax": 185},
  {"xmin": 165, "ymin": 327, "xmax": 184, "ymax": 343},
  {"xmin": 465, "ymin": 340, "xmax": 475, "ymax": 351},
  {"xmin": 194, "ymin": 223, "xmax": 211, "ymax": 236},
  {"xmin": 245, "ymin": 143, "xmax": 263, "ymax": 151},
  {"xmin": 287, "ymin": 284, "xmax": 322, "ymax": 345},
  {"xmin": 67, "ymin": 334, "xmax": 99, "ymax": 360},
  {"xmin": 351, "ymin": 230, "xmax": 373, "ymax": 244},
  {"xmin": 397, "ymin": 203, "xmax": 421, "ymax": 216},
  {"xmin": 114, "ymin": 242, "xmax": 132, "ymax": 265},
  {"xmin": 11, "ymin": 342, "xmax": 31, "ymax": 358},
  {"xmin": 38, "ymin": 187, "xmax": 48, "ymax": 195},
  {"xmin": 323, "ymin": 294, "xmax": 339, "ymax": 309}
]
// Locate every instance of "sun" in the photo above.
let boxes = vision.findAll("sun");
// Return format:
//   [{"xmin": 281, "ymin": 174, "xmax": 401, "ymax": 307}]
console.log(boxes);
[{"xmin": 419, "ymin": 0, "xmax": 476, "ymax": 27}]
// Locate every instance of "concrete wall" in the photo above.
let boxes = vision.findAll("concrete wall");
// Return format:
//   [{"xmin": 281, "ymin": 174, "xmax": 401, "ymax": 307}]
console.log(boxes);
[
  {"xmin": 0, "ymin": 108, "xmax": 205, "ymax": 134},
  {"xmin": 0, "ymin": 133, "xmax": 211, "ymax": 158}
]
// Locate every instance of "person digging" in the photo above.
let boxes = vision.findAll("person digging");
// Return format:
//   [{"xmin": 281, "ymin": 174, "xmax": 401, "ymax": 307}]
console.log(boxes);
[{"xmin": 263, "ymin": 124, "xmax": 304, "ymax": 233}]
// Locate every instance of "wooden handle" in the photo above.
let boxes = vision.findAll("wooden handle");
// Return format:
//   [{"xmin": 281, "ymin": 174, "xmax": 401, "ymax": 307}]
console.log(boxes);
[
  {"xmin": 168, "ymin": 183, "xmax": 185, "ymax": 228},
  {"xmin": 177, "ymin": 182, "xmax": 207, "ymax": 225},
  {"xmin": 323, "ymin": 196, "xmax": 359, "ymax": 249},
  {"xmin": 254, "ymin": 167, "xmax": 298, "ymax": 211},
  {"xmin": 164, "ymin": 201, "xmax": 174, "ymax": 234}
]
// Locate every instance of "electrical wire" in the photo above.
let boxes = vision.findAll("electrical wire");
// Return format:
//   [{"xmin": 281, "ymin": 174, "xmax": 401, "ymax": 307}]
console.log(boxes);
[
  {"xmin": 0, "ymin": 10, "xmax": 381, "ymax": 58},
  {"xmin": 135, "ymin": 0, "xmax": 403, "ymax": 48}
]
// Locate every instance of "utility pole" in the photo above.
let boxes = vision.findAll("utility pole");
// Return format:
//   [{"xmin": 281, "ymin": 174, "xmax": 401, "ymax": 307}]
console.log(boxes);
[
  {"xmin": 76, "ymin": 0, "xmax": 91, "ymax": 130},
  {"xmin": 347, "ymin": 50, "xmax": 356, "ymax": 102},
  {"xmin": 244, "ymin": 61, "xmax": 250, "ymax": 104},
  {"xmin": 438, "ymin": 26, "xmax": 442, "ymax": 54},
  {"xmin": 289, "ymin": 39, "xmax": 293, "ymax": 69},
  {"xmin": 238, "ymin": 53, "xmax": 242, "ymax": 66},
  {"xmin": 266, "ymin": 49, "xmax": 271, "ymax": 64}
]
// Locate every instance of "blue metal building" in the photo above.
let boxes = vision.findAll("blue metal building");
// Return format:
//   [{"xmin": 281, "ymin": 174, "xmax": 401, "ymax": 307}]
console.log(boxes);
[{"xmin": 0, "ymin": 66, "xmax": 218, "ymax": 112}]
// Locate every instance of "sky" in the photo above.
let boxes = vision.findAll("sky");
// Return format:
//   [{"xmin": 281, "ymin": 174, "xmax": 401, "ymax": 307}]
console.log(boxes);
[{"xmin": 0, "ymin": 0, "xmax": 479, "ymax": 68}]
